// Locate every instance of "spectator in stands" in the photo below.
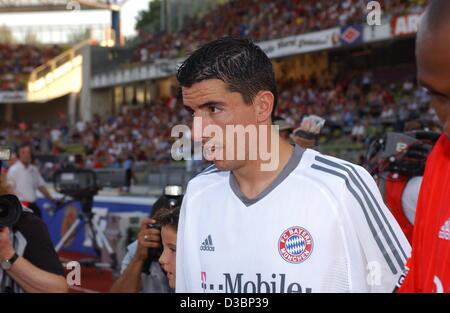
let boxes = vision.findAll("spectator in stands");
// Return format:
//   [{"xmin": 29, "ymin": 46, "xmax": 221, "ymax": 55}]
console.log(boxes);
[
  {"xmin": 131, "ymin": 0, "xmax": 426, "ymax": 65},
  {"xmin": 123, "ymin": 154, "xmax": 135, "ymax": 193},
  {"xmin": 0, "ymin": 44, "xmax": 62, "ymax": 92},
  {"xmin": 351, "ymin": 120, "xmax": 366, "ymax": 142}
]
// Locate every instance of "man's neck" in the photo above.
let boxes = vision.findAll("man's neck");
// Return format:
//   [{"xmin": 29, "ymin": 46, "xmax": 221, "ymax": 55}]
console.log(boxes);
[
  {"xmin": 232, "ymin": 139, "xmax": 294, "ymax": 199},
  {"xmin": 20, "ymin": 160, "xmax": 29, "ymax": 168}
]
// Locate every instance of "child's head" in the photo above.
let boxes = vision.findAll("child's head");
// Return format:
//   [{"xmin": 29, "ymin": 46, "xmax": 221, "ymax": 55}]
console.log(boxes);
[{"xmin": 152, "ymin": 204, "xmax": 180, "ymax": 289}]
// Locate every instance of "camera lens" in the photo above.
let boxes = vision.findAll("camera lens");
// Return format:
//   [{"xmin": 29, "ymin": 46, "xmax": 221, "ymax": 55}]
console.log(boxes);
[
  {"xmin": 0, "ymin": 194, "xmax": 22, "ymax": 227},
  {"xmin": 0, "ymin": 205, "xmax": 8, "ymax": 217}
]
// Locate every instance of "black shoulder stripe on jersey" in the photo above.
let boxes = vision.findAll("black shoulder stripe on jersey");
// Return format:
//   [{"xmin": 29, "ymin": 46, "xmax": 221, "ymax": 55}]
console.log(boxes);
[
  {"xmin": 197, "ymin": 165, "xmax": 219, "ymax": 177},
  {"xmin": 314, "ymin": 156, "xmax": 406, "ymax": 270},
  {"xmin": 311, "ymin": 163, "xmax": 398, "ymax": 275},
  {"xmin": 202, "ymin": 164, "xmax": 216, "ymax": 173},
  {"xmin": 342, "ymin": 163, "xmax": 408, "ymax": 260},
  {"xmin": 201, "ymin": 169, "xmax": 219, "ymax": 176}
]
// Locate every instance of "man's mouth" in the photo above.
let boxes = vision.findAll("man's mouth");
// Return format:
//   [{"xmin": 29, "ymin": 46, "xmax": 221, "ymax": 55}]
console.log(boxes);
[{"xmin": 203, "ymin": 143, "xmax": 223, "ymax": 161}]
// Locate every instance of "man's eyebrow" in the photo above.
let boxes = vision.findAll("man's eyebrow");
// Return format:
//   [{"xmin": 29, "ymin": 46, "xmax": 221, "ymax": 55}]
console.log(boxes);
[
  {"xmin": 418, "ymin": 80, "xmax": 449, "ymax": 98},
  {"xmin": 184, "ymin": 101, "xmax": 225, "ymax": 110},
  {"xmin": 198, "ymin": 101, "xmax": 225, "ymax": 109}
]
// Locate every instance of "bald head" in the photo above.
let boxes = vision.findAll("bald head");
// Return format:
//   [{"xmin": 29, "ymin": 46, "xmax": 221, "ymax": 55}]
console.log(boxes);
[
  {"xmin": 416, "ymin": 0, "xmax": 450, "ymax": 137},
  {"xmin": 418, "ymin": 0, "xmax": 450, "ymax": 53},
  {"xmin": 421, "ymin": 0, "xmax": 450, "ymax": 32}
]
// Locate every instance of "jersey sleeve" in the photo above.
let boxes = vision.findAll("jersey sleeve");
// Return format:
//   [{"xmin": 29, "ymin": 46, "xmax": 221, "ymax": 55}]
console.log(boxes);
[
  {"xmin": 175, "ymin": 183, "xmax": 189, "ymax": 293},
  {"xmin": 339, "ymin": 164, "xmax": 411, "ymax": 292}
]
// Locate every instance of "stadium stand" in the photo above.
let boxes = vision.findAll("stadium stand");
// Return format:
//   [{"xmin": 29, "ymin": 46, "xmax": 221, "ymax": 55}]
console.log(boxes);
[
  {"xmin": 132, "ymin": 0, "xmax": 427, "ymax": 63},
  {"xmin": 0, "ymin": 43, "xmax": 63, "ymax": 91}
]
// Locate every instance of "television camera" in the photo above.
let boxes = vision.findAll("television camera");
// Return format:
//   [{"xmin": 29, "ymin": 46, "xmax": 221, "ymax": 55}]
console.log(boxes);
[{"xmin": 52, "ymin": 168, "xmax": 128, "ymax": 270}]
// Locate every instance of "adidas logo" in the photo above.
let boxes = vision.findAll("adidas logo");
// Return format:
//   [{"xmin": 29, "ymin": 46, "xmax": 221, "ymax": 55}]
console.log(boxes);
[
  {"xmin": 438, "ymin": 218, "xmax": 450, "ymax": 241},
  {"xmin": 200, "ymin": 235, "xmax": 215, "ymax": 252}
]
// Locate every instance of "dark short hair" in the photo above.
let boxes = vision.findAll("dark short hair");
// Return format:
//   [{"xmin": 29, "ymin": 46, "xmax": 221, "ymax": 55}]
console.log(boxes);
[
  {"xmin": 423, "ymin": 0, "xmax": 450, "ymax": 32},
  {"xmin": 177, "ymin": 37, "xmax": 278, "ymax": 119},
  {"xmin": 150, "ymin": 194, "xmax": 182, "ymax": 217},
  {"xmin": 16, "ymin": 143, "xmax": 31, "ymax": 155},
  {"xmin": 152, "ymin": 205, "xmax": 180, "ymax": 230}
]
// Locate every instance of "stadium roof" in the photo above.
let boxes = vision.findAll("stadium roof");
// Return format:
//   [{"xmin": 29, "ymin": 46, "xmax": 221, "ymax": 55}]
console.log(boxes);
[{"xmin": 0, "ymin": 0, "xmax": 128, "ymax": 13}]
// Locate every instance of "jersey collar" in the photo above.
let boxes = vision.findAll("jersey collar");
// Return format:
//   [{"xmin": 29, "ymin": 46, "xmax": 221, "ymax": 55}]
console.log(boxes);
[{"xmin": 229, "ymin": 145, "xmax": 305, "ymax": 207}]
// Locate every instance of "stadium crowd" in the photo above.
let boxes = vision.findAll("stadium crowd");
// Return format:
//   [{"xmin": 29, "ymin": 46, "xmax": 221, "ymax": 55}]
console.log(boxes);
[
  {"xmin": 276, "ymin": 72, "xmax": 438, "ymax": 144},
  {"xmin": 0, "ymin": 72, "xmax": 438, "ymax": 177},
  {"xmin": 0, "ymin": 0, "xmax": 433, "ymax": 176},
  {"xmin": 0, "ymin": 44, "xmax": 62, "ymax": 91},
  {"xmin": 133, "ymin": 0, "xmax": 427, "ymax": 63},
  {"xmin": 0, "ymin": 96, "xmax": 190, "ymax": 173}
]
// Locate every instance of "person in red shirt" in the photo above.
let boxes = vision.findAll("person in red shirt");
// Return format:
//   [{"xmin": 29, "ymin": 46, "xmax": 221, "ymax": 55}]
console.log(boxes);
[{"xmin": 399, "ymin": 0, "xmax": 450, "ymax": 293}]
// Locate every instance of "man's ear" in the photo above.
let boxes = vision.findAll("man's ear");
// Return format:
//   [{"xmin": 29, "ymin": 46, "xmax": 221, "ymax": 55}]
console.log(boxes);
[{"xmin": 254, "ymin": 91, "xmax": 274, "ymax": 123}]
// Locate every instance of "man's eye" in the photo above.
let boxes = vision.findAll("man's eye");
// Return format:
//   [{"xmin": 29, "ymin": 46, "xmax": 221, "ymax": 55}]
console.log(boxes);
[
  {"xmin": 170, "ymin": 247, "xmax": 176, "ymax": 253},
  {"xmin": 430, "ymin": 93, "xmax": 448, "ymax": 103},
  {"xmin": 209, "ymin": 106, "xmax": 222, "ymax": 113}
]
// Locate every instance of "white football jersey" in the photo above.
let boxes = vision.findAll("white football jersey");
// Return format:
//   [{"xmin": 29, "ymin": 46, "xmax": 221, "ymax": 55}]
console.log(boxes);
[{"xmin": 176, "ymin": 146, "xmax": 411, "ymax": 293}]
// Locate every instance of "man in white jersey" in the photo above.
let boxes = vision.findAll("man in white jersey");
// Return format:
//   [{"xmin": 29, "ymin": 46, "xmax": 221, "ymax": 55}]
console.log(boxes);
[{"xmin": 175, "ymin": 37, "xmax": 410, "ymax": 293}]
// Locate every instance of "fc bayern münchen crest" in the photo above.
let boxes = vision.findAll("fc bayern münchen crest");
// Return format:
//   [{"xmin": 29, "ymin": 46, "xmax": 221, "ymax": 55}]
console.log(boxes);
[{"xmin": 278, "ymin": 226, "xmax": 313, "ymax": 264}]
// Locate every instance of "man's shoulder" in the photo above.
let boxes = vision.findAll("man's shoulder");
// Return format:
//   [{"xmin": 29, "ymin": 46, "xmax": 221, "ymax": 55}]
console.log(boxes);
[
  {"xmin": 8, "ymin": 162, "xmax": 22, "ymax": 173},
  {"xmin": 28, "ymin": 163, "xmax": 40, "ymax": 172},
  {"xmin": 14, "ymin": 212, "xmax": 48, "ymax": 237},
  {"xmin": 427, "ymin": 134, "xmax": 449, "ymax": 167},
  {"xmin": 186, "ymin": 164, "xmax": 229, "ymax": 196},
  {"xmin": 193, "ymin": 164, "xmax": 228, "ymax": 179},
  {"xmin": 301, "ymin": 149, "xmax": 372, "ymax": 191}
]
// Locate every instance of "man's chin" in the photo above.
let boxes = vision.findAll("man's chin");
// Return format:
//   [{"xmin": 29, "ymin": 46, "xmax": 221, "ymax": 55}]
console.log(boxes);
[{"xmin": 212, "ymin": 159, "xmax": 228, "ymax": 171}]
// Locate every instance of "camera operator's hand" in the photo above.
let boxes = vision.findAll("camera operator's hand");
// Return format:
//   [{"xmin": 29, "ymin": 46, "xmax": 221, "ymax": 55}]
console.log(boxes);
[
  {"xmin": 133, "ymin": 218, "xmax": 161, "ymax": 262},
  {"xmin": 0, "ymin": 226, "xmax": 15, "ymax": 261},
  {"xmin": 110, "ymin": 218, "xmax": 162, "ymax": 293}
]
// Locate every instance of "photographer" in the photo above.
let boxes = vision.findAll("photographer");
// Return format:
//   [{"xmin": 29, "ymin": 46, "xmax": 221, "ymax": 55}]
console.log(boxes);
[
  {"xmin": 365, "ymin": 131, "xmax": 439, "ymax": 243},
  {"xmin": 0, "ymin": 176, "xmax": 68, "ymax": 293},
  {"xmin": 110, "ymin": 191, "xmax": 182, "ymax": 293},
  {"xmin": 291, "ymin": 115, "xmax": 326, "ymax": 149}
]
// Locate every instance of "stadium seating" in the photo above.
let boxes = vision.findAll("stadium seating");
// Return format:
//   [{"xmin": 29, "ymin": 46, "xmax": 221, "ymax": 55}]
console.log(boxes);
[
  {"xmin": 0, "ymin": 43, "xmax": 63, "ymax": 91},
  {"xmin": 132, "ymin": 0, "xmax": 427, "ymax": 64}
]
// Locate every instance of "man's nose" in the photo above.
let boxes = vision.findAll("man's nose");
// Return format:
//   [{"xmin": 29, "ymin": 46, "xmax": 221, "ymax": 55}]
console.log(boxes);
[{"xmin": 192, "ymin": 116, "xmax": 211, "ymax": 142}]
